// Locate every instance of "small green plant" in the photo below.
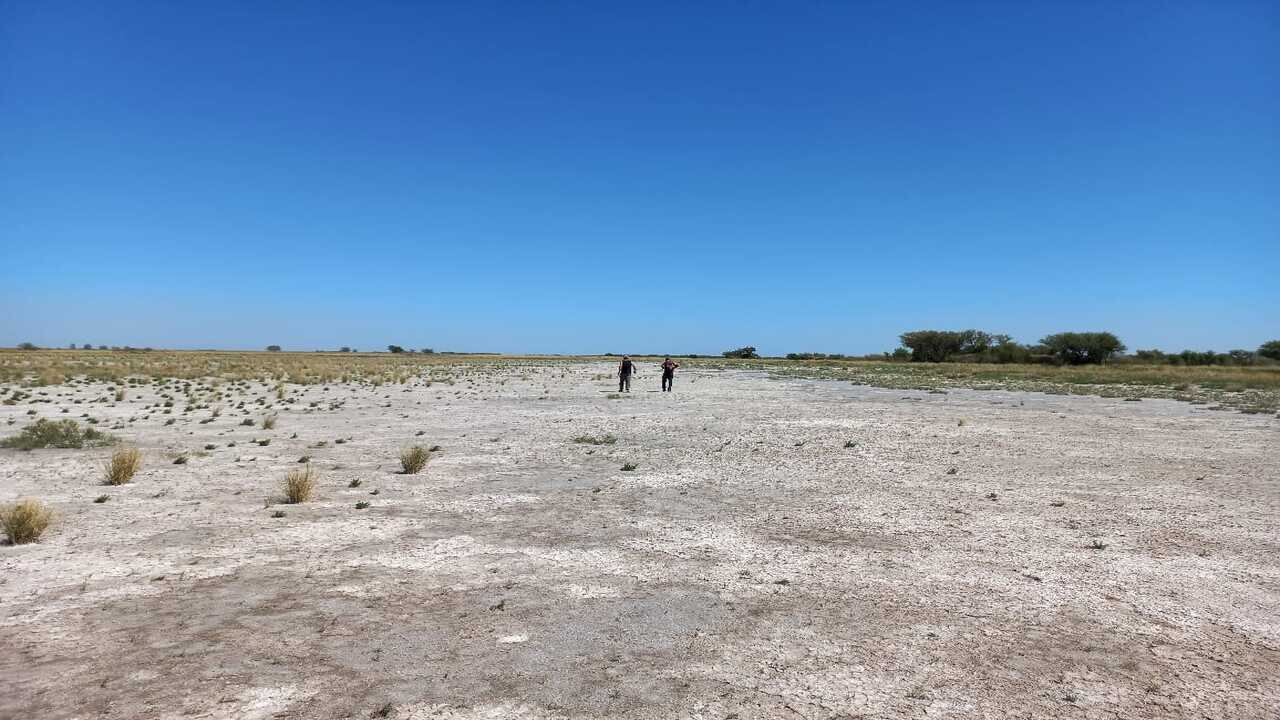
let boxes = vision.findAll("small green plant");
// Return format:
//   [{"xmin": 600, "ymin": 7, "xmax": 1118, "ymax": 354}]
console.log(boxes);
[
  {"xmin": 172, "ymin": 454, "xmax": 188, "ymax": 465},
  {"xmin": 400, "ymin": 445, "xmax": 431, "ymax": 474},
  {"xmin": 348, "ymin": 478, "xmax": 362, "ymax": 488},
  {"xmin": 1, "ymin": 419, "xmax": 115, "ymax": 450},
  {"xmin": 103, "ymin": 447, "xmax": 143, "ymax": 485},
  {"xmin": 283, "ymin": 464, "xmax": 317, "ymax": 504},
  {"xmin": 2, "ymin": 499, "xmax": 54, "ymax": 545},
  {"xmin": 621, "ymin": 462, "xmax": 638, "ymax": 472},
  {"xmin": 573, "ymin": 434, "xmax": 617, "ymax": 445},
  {"xmin": 257, "ymin": 438, "xmax": 271, "ymax": 447},
  {"xmin": 94, "ymin": 494, "xmax": 109, "ymax": 503},
  {"xmin": 241, "ymin": 418, "xmax": 255, "ymax": 426},
  {"xmin": 844, "ymin": 440, "xmax": 857, "ymax": 448},
  {"xmin": 355, "ymin": 501, "xmax": 370, "ymax": 509},
  {"xmin": 271, "ymin": 510, "xmax": 286, "ymax": 518},
  {"xmin": 204, "ymin": 444, "xmax": 217, "ymax": 450},
  {"xmin": 1087, "ymin": 539, "xmax": 1108, "ymax": 550}
]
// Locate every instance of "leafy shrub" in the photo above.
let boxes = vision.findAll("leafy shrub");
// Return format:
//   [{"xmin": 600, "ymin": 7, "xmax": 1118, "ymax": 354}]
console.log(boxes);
[
  {"xmin": 1, "ymin": 419, "xmax": 115, "ymax": 450},
  {"xmin": 1040, "ymin": 332, "xmax": 1126, "ymax": 365},
  {"xmin": 103, "ymin": 448, "xmax": 142, "ymax": 485},
  {"xmin": 899, "ymin": 330, "xmax": 998, "ymax": 362},
  {"xmin": 400, "ymin": 445, "xmax": 431, "ymax": 474},
  {"xmin": 722, "ymin": 346, "xmax": 758, "ymax": 359},
  {"xmin": 1258, "ymin": 340, "xmax": 1280, "ymax": 362},
  {"xmin": 261, "ymin": 414, "xmax": 277, "ymax": 430},
  {"xmin": 2, "ymin": 499, "xmax": 53, "ymax": 544}
]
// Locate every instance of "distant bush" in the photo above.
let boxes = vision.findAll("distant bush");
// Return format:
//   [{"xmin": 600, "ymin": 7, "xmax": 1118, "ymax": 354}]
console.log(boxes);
[
  {"xmin": 387, "ymin": 345, "xmax": 406, "ymax": 354},
  {"xmin": 1, "ymin": 419, "xmax": 115, "ymax": 450},
  {"xmin": 17, "ymin": 342, "xmax": 38, "ymax": 350},
  {"xmin": 1040, "ymin": 332, "xmax": 1126, "ymax": 365},
  {"xmin": 1259, "ymin": 340, "xmax": 1280, "ymax": 362},
  {"xmin": 1, "ymin": 499, "xmax": 53, "ymax": 544},
  {"xmin": 899, "ymin": 330, "xmax": 997, "ymax": 362},
  {"xmin": 266, "ymin": 345, "xmax": 282, "ymax": 352},
  {"xmin": 785, "ymin": 353, "xmax": 851, "ymax": 360},
  {"xmin": 400, "ymin": 445, "xmax": 431, "ymax": 474},
  {"xmin": 103, "ymin": 448, "xmax": 142, "ymax": 485},
  {"xmin": 283, "ymin": 465, "xmax": 317, "ymax": 503},
  {"xmin": 722, "ymin": 346, "xmax": 758, "ymax": 359}
]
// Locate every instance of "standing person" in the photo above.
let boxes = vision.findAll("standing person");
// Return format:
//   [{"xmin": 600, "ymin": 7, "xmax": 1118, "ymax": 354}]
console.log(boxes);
[
  {"xmin": 660, "ymin": 356, "xmax": 679, "ymax": 392},
  {"xmin": 618, "ymin": 356, "xmax": 637, "ymax": 393}
]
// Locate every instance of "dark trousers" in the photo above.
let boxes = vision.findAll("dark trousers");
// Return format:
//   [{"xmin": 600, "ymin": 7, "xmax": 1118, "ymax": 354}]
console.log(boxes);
[
  {"xmin": 661, "ymin": 373, "xmax": 674, "ymax": 391},
  {"xmin": 619, "ymin": 374, "xmax": 632, "ymax": 392}
]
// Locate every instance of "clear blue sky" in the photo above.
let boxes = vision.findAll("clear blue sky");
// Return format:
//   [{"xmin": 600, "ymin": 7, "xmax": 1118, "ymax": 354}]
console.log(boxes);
[{"xmin": 2, "ymin": 1, "xmax": 1276, "ymax": 355}]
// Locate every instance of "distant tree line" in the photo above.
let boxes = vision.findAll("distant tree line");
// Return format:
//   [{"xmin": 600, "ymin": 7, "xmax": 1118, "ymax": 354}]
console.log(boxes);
[{"xmin": 877, "ymin": 331, "xmax": 1278, "ymax": 366}]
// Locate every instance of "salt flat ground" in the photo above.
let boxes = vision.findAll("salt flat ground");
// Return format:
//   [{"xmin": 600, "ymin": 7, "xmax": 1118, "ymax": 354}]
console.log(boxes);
[{"xmin": 2, "ymin": 363, "xmax": 1278, "ymax": 719}]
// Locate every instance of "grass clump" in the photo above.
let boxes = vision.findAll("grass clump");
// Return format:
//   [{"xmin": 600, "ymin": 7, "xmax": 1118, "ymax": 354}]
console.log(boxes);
[
  {"xmin": 2, "ymin": 499, "xmax": 54, "ymax": 545},
  {"xmin": 261, "ymin": 414, "xmax": 278, "ymax": 430},
  {"xmin": 103, "ymin": 448, "xmax": 143, "ymax": 485},
  {"xmin": 355, "ymin": 500, "xmax": 371, "ymax": 510},
  {"xmin": 1, "ymin": 419, "xmax": 115, "ymax": 450},
  {"xmin": 621, "ymin": 462, "xmax": 638, "ymax": 472},
  {"xmin": 573, "ymin": 434, "xmax": 617, "ymax": 445},
  {"xmin": 283, "ymin": 464, "xmax": 317, "ymax": 504},
  {"xmin": 399, "ymin": 445, "xmax": 431, "ymax": 474}
]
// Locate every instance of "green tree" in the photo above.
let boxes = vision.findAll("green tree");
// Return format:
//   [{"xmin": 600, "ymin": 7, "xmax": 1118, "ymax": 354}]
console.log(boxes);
[
  {"xmin": 1258, "ymin": 340, "xmax": 1280, "ymax": 361},
  {"xmin": 1040, "ymin": 332, "xmax": 1125, "ymax": 365},
  {"xmin": 722, "ymin": 346, "xmax": 758, "ymax": 359}
]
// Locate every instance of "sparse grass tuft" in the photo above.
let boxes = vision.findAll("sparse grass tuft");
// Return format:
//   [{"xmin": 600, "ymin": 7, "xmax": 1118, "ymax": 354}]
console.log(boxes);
[
  {"xmin": 348, "ymin": 478, "xmax": 362, "ymax": 488},
  {"xmin": 2, "ymin": 418, "xmax": 115, "ymax": 450},
  {"xmin": 94, "ymin": 494, "xmax": 109, "ymax": 503},
  {"xmin": 261, "ymin": 414, "xmax": 278, "ymax": 430},
  {"xmin": 399, "ymin": 445, "xmax": 431, "ymax": 474},
  {"xmin": 103, "ymin": 447, "xmax": 143, "ymax": 485},
  {"xmin": 1087, "ymin": 539, "xmax": 1108, "ymax": 550},
  {"xmin": 283, "ymin": 464, "xmax": 317, "ymax": 504},
  {"xmin": 2, "ymin": 499, "xmax": 54, "ymax": 544},
  {"xmin": 573, "ymin": 434, "xmax": 617, "ymax": 445},
  {"xmin": 355, "ymin": 500, "xmax": 371, "ymax": 509},
  {"xmin": 621, "ymin": 462, "xmax": 638, "ymax": 471}
]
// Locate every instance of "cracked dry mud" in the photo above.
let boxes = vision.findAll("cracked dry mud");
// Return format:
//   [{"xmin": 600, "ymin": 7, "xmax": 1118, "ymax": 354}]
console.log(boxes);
[{"xmin": 2, "ymin": 363, "xmax": 1278, "ymax": 719}]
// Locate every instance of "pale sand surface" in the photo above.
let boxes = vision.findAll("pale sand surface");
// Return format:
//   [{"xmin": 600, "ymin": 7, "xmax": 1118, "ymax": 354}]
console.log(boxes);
[{"xmin": 2, "ymin": 363, "xmax": 1278, "ymax": 719}]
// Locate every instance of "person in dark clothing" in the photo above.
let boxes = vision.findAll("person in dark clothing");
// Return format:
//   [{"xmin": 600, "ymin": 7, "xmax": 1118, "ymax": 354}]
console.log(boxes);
[
  {"xmin": 618, "ymin": 356, "xmax": 637, "ymax": 392},
  {"xmin": 660, "ymin": 357, "xmax": 679, "ymax": 392}
]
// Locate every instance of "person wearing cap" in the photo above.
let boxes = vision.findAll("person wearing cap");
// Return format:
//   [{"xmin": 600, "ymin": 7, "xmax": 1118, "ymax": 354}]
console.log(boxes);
[{"xmin": 617, "ymin": 356, "xmax": 637, "ymax": 392}]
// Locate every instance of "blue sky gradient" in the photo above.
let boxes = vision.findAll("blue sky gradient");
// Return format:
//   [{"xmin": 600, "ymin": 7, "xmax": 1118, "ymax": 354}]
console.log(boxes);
[{"xmin": 2, "ymin": 1, "xmax": 1277, "ymax": 354}]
